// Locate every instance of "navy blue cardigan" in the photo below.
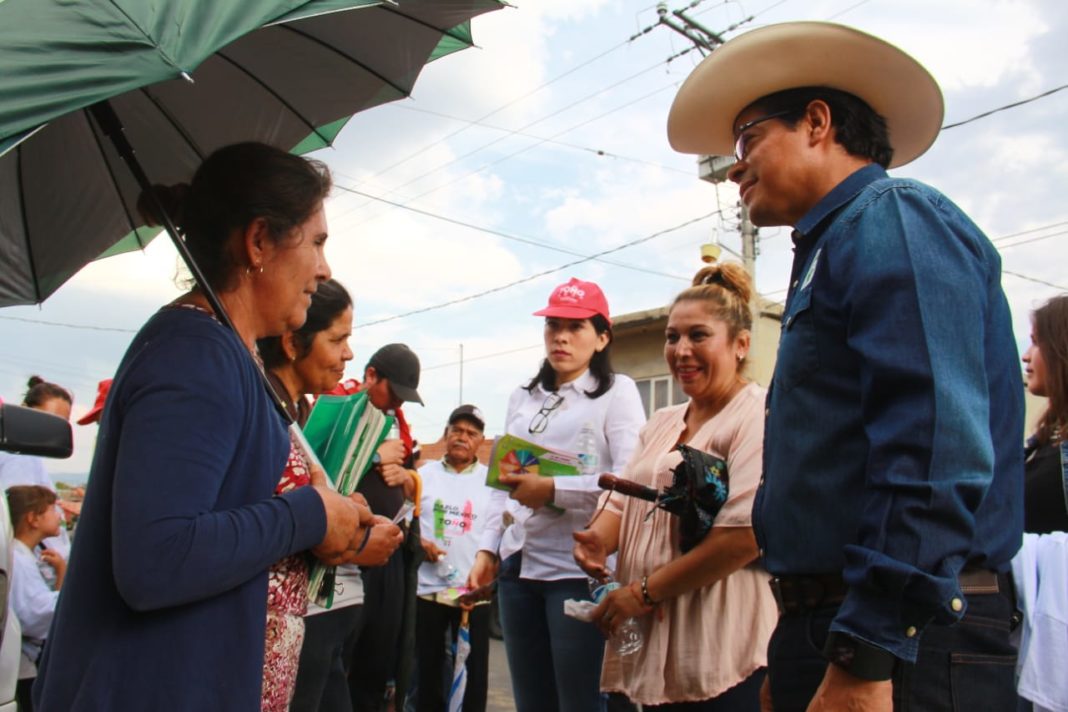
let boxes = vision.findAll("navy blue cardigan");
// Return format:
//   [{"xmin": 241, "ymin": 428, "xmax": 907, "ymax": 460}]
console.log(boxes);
[{"xmin": 35, "ymin": 307, "xmax": 327, "ymax": 711}]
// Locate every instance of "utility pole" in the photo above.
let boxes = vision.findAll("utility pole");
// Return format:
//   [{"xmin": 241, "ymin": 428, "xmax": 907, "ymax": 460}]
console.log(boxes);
[
  {"xmin": 641, "ymin": 4, "xmax": 759, "ymax": 280},
  {"xmin": 458, "ymin": 342, "xmax": 464, "ymax": 406}
]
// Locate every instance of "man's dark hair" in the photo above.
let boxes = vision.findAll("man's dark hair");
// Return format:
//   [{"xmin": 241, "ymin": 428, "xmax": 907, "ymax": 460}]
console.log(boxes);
[
  {"xmin": 525, "ymin": 314, "xmax": 616, "ymax": 399},
  {"xmin": 748, "ymin": 87, "xmax": 894, "ymax": 168}
]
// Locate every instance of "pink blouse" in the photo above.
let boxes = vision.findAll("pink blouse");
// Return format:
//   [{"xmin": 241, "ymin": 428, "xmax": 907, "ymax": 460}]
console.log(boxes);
[{"xmin": 600, "ymin": 382, "xmax": 778, "ymax": 705}]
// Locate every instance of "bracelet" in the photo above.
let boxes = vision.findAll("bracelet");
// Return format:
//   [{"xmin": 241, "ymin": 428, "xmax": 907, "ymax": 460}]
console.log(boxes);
[
  {"xmin": 641, "ymin": 575, "xmax": 658, "ymax": 606},
  {"xmin": 354, "ymin": 526, "xmax": 373, "ymax": 555}
]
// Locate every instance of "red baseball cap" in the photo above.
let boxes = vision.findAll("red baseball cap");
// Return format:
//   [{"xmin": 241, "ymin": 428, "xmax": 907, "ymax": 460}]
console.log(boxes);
[
  {"xmin": 532, "ymin": 277, "xmax": 611, "ymax": 325},
  {"xmin": 77, "ymin": 378, "xmax": 112, "ymax": 426}
]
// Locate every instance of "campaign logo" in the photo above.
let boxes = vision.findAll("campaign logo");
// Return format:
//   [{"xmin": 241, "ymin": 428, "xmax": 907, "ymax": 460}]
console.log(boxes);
[{"xmin": 557, "ymin": 284, "xmax": 586, "ymax": 302}]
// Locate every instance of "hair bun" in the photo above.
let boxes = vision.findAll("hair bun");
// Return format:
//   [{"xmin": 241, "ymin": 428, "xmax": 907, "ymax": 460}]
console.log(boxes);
[
  {"xmin": 137, "ymin": 183, "xmax": 190, "ymax": 227},
  {"xmin": 692, "ymin": 263, "xmax": 753, "ymax": 305},
  {"xmin": 26, "ymin": 375, "xmax": 45, "ymax": 389}
]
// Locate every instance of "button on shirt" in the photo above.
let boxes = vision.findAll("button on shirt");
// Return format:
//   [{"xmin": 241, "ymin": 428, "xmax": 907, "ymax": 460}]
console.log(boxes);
[
  {"xmin": 479, "ymin": 370, "xmax": 646, "ymax": 580},
  {"xmin": 755, "ymin": 164, "xmax": 1025, "ymax": 662}
]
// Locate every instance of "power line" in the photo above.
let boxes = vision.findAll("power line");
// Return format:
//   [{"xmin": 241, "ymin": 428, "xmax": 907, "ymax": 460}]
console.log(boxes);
[
  {"xmin": 333, "ymin": 60, "xmax": 680, "ymax": 226},
  {"xmin": 992, "ymin": 220, "xmax": 1068, "ymax": 244},
  {"xmin": 332, "ymin": 182, "xmax": 689, "ymax": 281},
  {"xmin": 359, "ymin": 38, "xmax": 634, "ymax": 186},
  {"xmin": 422, "ymin": 343, "xmax": 542, "ymax": 372},
  {"xmin": 0, "ymin": 315, "xmax": 137, "ymax": 333},
  {"xmin": 996, "ymin": 229, "xmax": 1068, "ymax": 252},
  {"xmin": 353, "ymin": 209, "xmax": 721, "ymax": 329},
  {"xmin": 1002, "ymin": 270, "xmax": 1068, "ymax": 291},
  {"xmin": 345, "ymin": 80, "xmax": 682, "ymax": 231},
  {"xmin": 390, "ymin": 104, "xmax": 694, "ymax": 176},
  {"xmin": 942, "ymin": 84, "xmax": 1068, "ymax": 131}
]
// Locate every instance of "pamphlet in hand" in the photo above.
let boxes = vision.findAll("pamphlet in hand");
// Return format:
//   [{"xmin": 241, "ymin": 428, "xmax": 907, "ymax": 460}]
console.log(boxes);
[{"xmin": 485, "ymin": 433, "xmax": 582, "ymax": 497}]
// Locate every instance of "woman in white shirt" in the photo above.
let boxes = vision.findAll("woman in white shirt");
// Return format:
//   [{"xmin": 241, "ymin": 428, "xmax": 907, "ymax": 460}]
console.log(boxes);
[{"xmin": 469, "ymin": 278, "xmax": 645, "ymax": 712}]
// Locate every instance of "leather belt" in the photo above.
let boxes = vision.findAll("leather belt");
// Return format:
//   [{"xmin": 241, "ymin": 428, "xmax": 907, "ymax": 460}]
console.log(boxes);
[{"xmin": 770, "ymin": 568, "xmax": 1002, "ymax": 616}]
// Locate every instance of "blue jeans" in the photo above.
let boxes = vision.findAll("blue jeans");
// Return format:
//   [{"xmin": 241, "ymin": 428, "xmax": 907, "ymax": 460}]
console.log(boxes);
[
  {"xmin": 766, "ymin": 584, "xmax": 1018, "ymax": 711},
  {"xmin": 497, "ymin": 554, "xmax": 606, "ymax": 712}
]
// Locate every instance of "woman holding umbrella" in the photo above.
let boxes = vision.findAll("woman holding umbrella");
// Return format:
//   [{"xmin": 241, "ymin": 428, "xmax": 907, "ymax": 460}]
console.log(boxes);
[
  {"xmin": 258, "ymin": 278, "xmax": 403, "ymax": 712},
  {"xmin": 34, "ymin": 143, "xmax": 374, "ymax": 712},
  {"xmin": 573, "ymin": 263, "xmax": 777, "ymax": 710},
  {"xmin": 469, "ymin": 278, "xmax": 645, "ymax": 712}
]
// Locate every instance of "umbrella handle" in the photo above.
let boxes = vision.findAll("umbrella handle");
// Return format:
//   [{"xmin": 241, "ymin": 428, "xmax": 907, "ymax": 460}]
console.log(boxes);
[
  {"xmin": 460, "ymin": 608, "xmax": 470, "ymax": 628},
  {"xmin": 410, "ymin": 469, "xmax": 423, "ymax": 516}
]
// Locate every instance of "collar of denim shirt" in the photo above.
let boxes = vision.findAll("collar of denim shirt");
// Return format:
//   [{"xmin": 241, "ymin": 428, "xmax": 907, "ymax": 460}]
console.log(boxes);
[{"xmin": 793, "ymin": 163, "xmax": 888, "ymax": 244}]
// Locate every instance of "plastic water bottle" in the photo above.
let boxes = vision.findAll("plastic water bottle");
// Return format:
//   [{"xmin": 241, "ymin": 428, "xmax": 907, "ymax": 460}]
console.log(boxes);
[
  {"xmin": 386, "ymin": 410, "xmax": 400, "ymax": 442},
  {"xmin": 588, "ymin": 576, "xmax": 644, "ymax": 656},
  {"xmin": 436, "ymin": 555, "xmax": 463, "ymax": 587},
  {"xmin": 574, "ymin": 421, "xmax": 599, "ymax": 475}
]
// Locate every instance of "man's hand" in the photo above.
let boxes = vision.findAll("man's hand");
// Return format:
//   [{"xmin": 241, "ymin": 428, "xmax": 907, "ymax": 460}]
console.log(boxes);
[
  {"xmin": 379, "ymin": 463, "xmax": 412, "ymax": 488},
  {"xmin": 41, "ymin": 549, "xmax": 67, "ymax": 589},
  {"xmin": 353, "ymin": 516, "xmax": 404, "ymax": 567},
  {"xmin": 376, "ymin": 439, "xmax": 406, "ymax": 466},
  {"xmin": 498, "ymin": 471, "xmax": 554, "ymax": 509},
  {"xmin": 572, "ymin": 528, "xmax": 610, "ymax": 580},
  {"xmin": 806, "ymin": 663, "xmax": 892, "ymax": 712},
  {"xmin": 421, "ymin": 537, "xmax": 446, "ymax": 563},
  {"xmin": 760, "ymin": 675, "xmax": 774, "ymax": 712},
  {"xmin": 467, "ymin": 550, "xmax": 498, "ymax": 589}
]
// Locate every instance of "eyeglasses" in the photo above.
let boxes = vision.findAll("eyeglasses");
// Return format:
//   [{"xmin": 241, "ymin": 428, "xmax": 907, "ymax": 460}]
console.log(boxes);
[
  {"xmin": 733, "ymin": 110, "xmax": 793, "ymax": 162},
  {"xmin": 528, "ymin": 392, "xmax": 564, "ymax": 434}
]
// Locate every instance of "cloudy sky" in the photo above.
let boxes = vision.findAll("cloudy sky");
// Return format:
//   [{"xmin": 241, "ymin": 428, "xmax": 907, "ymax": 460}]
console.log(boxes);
[{"xmin": 3, "ymin": 0, "xmax": 1066, "ymax": 478}]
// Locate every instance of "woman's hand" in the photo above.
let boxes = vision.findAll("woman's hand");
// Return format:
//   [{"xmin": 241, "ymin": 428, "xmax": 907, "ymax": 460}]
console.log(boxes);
[
  {"xmin": 41, "ymin": 549, "xmax": 67, "ymax": 590},
  {"xmin": 310, "ymin": 465, "xmax": 376, "ymax": 565},
  {"xmin": 353, "ymin": 516, "xmax": 404, "ymax": 567},
  {"xmin": 467, "ymin": 550, "xmax": 498, "ymax": 589},
  {"xmin": 591, "ymin": 581, "xmax": 652, "ymax": 637},
  {"xmin": 572, "ymin": 528, "xmax": 610, "ymax": 580},
  {"xmin": 498, "ymin": 471, "xmax": 554, "ymax": 509}
]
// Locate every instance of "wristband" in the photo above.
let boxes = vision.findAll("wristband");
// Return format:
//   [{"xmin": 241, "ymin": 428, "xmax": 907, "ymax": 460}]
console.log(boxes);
[
  {"xmin": 823, "ymin": 631, "xmax": 897, "ymax": 681},
  {"xmin": 354, "ymin": 526, "xmax": 373, "ymax": 555},
  {"xmin": 641, "ymin": 575, "xmax": 658, "ymax": 606}
]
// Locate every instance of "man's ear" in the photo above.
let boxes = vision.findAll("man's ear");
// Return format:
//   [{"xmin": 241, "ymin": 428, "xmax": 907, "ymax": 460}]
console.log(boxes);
[
  {"xmin": 363, "ymin": 366, "xmax": 377, "ymax": 385},
  {"xmin": 805, "ymin": 99, "xmax": 834, "ymax": 148}
]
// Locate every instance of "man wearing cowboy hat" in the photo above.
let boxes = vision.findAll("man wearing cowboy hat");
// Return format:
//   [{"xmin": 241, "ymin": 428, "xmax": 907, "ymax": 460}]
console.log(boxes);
[{"xmin": 668, "ymin": 22, "xmax": 1023, "ymax": 712}]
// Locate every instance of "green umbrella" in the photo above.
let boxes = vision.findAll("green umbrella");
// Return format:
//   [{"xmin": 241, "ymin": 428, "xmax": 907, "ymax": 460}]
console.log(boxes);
[{"xmin": 0, "ymin": 0, "xmax": 503, "ymax": 306}]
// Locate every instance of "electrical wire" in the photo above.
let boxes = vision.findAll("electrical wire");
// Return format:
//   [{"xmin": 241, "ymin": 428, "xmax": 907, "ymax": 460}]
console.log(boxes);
[
  {"xmin": 942, "ymin": 84, "xmax": 1068, "ymax": 131},
  {"xmin": 1002, "ymin": 270, "xmax": 1068, "ymax": 291},
  {"xmin": 353, "ymin": 209, "xmax": 721, "ymax": 329},
  {"xmin": 332, "ymin": 182, "xmax": 689, "ymax": 280}
]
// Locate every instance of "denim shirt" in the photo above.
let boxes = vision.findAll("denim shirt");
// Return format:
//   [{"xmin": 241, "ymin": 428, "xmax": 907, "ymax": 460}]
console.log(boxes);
[{"xmin": 755, "ymin": 164, "xmax": 1025, "ymax": 662}]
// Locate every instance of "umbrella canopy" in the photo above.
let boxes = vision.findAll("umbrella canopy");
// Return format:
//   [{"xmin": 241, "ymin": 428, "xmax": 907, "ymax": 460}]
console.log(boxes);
[{"xmin": 0, "ymin": 0, "xmax": 503, "ymax": 306}]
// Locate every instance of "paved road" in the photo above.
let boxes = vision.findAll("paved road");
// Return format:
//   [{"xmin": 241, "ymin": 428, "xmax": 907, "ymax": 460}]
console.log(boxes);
[{"xmin": 486, "ymin": 638, "xmax": 516, "ymax": 712}]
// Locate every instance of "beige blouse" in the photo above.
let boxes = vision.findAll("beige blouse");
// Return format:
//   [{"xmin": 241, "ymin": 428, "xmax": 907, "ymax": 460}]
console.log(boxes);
[{"xmin": 600, "ymin": 382, "xmax": 778, "ymax": 705}]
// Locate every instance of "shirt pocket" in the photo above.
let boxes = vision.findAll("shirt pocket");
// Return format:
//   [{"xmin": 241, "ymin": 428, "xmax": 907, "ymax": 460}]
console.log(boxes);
[{"xmin": 775, "ymin": 286, "xmax": 821, "ymax": 393}]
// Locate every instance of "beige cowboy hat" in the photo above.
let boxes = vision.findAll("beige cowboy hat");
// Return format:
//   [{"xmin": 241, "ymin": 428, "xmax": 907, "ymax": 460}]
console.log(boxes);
[{"xmin": 667, "ymin": 21, "xmax": 944, "ymax": 168}]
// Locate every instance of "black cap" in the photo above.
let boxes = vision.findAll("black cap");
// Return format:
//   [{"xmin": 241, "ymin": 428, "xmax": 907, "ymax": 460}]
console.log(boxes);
[
  {"xmin": 448, "ymin": 404, "xmax": 485, "ymax": 432},
  {"xmin": 367, "ymin": 343, "xmax": 423, "ymax": 405}
]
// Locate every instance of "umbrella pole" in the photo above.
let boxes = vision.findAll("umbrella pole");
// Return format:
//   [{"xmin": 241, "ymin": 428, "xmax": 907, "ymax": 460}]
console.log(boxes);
[{"xmin": 88, "ymin": 101, "xmax": 315, "ymax": 443}]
